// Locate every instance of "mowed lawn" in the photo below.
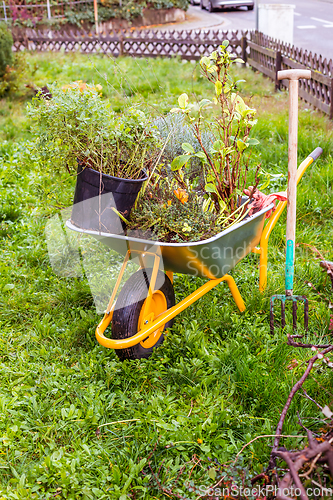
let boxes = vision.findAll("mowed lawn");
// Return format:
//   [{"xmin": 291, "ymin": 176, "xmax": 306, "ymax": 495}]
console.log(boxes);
[{"xmin": 0, "ymin": 52, "xmax": 333, "ymax": 499}]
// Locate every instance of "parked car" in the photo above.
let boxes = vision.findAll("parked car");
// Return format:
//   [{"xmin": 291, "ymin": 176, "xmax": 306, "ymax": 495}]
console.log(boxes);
[
  {"xmin": 190, "ymin": 0, "xmax": 200, "ymax": 4},
  {"xmin": 200, "ymin": 0, "xmax": 254, "ymax": 11}
]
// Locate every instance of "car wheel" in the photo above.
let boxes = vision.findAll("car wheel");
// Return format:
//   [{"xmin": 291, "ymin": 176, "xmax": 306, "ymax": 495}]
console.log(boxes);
[
  {"xmin": 208, "ymin": 1, "xmax": 215, "ymax": 12},
  {"xmin": 200, "ymin": 0, "xmax": 205, "ymax": 9},
  {"xmin": 248, "ymin": 5, "xmax": 254, "ymax": 10}
]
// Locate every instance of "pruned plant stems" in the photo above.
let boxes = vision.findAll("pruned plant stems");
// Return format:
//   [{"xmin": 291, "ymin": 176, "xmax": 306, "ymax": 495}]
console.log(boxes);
[
  {"xmin": 171, "ymin": 42, "xmax": 261, "ymax": 230},
  {"xmin": 243, "ymin": 327, "xmax": 332, "ymax": 497},
  {"xmin": 268, "ymin": 345, "xmax": 333, "ymax": 471},
  {"xmin": 273, "ymin": 437, "xmax": 333, "ymax": 500}
]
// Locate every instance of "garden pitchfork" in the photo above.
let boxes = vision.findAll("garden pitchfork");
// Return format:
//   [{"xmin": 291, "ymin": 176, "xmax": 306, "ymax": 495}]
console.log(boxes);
[{"xmin": 270, "ymin": 69, "xmax": 311, "ymax": 334}]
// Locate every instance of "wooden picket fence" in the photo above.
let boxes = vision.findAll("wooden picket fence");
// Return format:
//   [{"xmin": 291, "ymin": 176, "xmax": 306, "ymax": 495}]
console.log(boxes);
[
  {"xmin": 246, "ymin": 32, "xmax": 333, "ymax": 119},
  {"xmin": 12, "ymin": 28, "xmax": 332, "ymax": 118},
  {"xmin": 12, "ymin": 28, "xmax": 247, "ymax": 61}
]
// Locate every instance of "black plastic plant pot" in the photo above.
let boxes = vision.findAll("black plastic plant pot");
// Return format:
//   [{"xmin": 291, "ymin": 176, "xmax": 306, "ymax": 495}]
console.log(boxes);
[{"xmin": 71, "ymin": 164, "xmax": 148, "ymax": 233}]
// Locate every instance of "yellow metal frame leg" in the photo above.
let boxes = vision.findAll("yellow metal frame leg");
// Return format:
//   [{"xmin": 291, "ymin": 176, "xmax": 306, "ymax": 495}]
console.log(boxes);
[
  {"xmin": 105, "ymin": 250, "xmax": 131, "ymax": 315},
  {"xmin": 139, "ymin": 253, "xmax": 160, "ymax": 324},
  {"xmin": 95, "ymin": 273, "xmax": 245, "ymax": 349},
  {"xmin": 223, "ymin": 274, "xmax": 246, "ymax": 313}
]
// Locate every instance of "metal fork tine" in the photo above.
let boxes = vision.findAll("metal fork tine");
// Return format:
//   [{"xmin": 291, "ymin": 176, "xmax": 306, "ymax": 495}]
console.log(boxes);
[
  {"xmin": 281, "ymin": 300, "xmax": 286, "ymax": 330},
  {"xmin": 270, "ymin": 295, "xmax": 308, "ymax": 334},
  {"xmin": 292, "ymin": 300, "xmax": 297, "ymax": 330}
]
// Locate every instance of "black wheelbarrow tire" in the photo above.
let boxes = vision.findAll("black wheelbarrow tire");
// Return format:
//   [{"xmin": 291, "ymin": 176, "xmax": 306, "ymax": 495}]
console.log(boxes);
[{"xmin": 112, "ymin": 268, "xmax": 175, "ymax": 361}]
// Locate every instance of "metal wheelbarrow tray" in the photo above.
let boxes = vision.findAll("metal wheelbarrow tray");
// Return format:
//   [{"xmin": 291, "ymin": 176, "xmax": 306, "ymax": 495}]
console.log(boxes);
[
  {"xmin": 68, "ymin": 204, "xmax": 272, "ymax": 279},
  {"xmin": 65, "ymin": 149, "xmax": 320, "ymax": 361}
]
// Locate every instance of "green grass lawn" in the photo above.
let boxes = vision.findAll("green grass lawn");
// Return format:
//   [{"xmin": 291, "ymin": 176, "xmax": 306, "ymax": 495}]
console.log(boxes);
[{"xmin": 0, "ymin": 52, "xmax": 333, "ymax": 499}]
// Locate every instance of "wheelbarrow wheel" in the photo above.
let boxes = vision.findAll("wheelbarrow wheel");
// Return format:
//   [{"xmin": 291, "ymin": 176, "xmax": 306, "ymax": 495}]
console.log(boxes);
[{"xmin": 112, "ymin": 268, "xmax": 175, "ymax": 361}]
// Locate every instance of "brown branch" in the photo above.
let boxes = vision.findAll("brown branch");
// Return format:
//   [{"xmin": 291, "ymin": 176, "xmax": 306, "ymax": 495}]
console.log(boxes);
[
  {"xmin": 287, "ymin": 335, "xmax": 332, "ymax": 349},
  {"xmin": 275, "ymin": 451, "xmax": 308, "ymax": 500},
  {"xmin": 187, "ymin": 399, "xmax": 194, "ymax": 418},
  {"xmin": 268, "ymin": 345, "xmax": 333, "ymax": 471},
  {"xmin": 251, "ymin": 472, "xmax": 269, "ymax": 486},
  {"xmin": 273, "ymin": 438, "xmax": 333, "ymax": 500},
  {"xmin": 297, "ymin": 411, "xmax": 320, "ymax": 437},
  {"xmin": 241, "ymin": 162, "xmax": 249, "ymax": 193},
  {"xmin": 147, "ymin": 460, "xmax": 185, "ymax": 499}
]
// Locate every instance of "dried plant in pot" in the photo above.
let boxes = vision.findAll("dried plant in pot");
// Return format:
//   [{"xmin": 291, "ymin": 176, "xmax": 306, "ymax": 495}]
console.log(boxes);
[{"xmin": 28, "ymin": 81, "xmax": 160, "ymax": 232}]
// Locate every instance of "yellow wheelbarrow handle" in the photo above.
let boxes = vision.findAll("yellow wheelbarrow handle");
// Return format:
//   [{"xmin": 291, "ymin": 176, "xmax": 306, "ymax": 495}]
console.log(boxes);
[{"xmin": 255, "ymin": 147, "xmax": 323, "ymax": 292}]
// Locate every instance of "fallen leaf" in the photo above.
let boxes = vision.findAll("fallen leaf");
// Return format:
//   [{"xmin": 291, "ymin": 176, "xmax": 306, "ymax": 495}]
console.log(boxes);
[
  {"xmin": 329, "ymin": 315, "xmax": 333, "ymax": 331},
  {"xmin": 287, "ymin": 359, "xmax": 298, "ymax": 370},
  {"xmin": 322, "ymin": 405, "xmax": 333, "ymax": 419},
  {"xmin": 174, "ymin": 188, "xmax": 188, "ymax": 204}
]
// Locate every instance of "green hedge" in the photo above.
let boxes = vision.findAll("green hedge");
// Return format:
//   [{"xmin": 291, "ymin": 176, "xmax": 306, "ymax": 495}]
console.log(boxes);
[
  {"xmin": 97, "ymin": 0, "xmax": 189, "ymax": 22},
  {"xmin": 0, "ymin": 23, "xmax": 13, "ymax": 79},
  {"xmin": 63, "ymin": 0, "xmax": 189, "ymax": 27},
  {"xmin": 10, "ymin": 0, "xmax": 189, "ymax": 28}
]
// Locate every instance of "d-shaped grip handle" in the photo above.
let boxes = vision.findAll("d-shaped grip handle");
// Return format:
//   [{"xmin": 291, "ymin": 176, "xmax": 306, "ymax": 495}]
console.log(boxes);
[{"xmin": 278, "ymin": 69, "xmax": 311, "ymax": 81}]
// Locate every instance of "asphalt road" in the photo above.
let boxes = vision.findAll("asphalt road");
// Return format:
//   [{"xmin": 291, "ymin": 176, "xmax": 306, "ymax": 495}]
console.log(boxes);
[{"xmin": 190, "ymin": 0, "xmax": 333, "ymax": 60}]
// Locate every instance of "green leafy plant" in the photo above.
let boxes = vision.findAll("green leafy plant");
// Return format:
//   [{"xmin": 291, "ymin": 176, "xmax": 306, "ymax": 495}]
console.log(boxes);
[
  {"xmin": 27, "ymin": 81, "xmax": 160, "ymax": 179},
  {"xmin": 10, "ymin": 0, "xmax": 189, "ymax": 28},
  {"xmin": 100, "ymin": 0, "xmax": 189, "ymax": 17},
  {"xmin": 171, "ymin": 41, "xmax": 261, "ymax": 227},
  {"xmin": 0, "ymin": 22, "xmax": 13, "ymax": 79},
  {"xmin": 0, "ymin": 53, "xmax": 27, "ymax": 98},
  {"xmin": 154, "ymin": 112, "xmax": 212, "ymax": 169}
]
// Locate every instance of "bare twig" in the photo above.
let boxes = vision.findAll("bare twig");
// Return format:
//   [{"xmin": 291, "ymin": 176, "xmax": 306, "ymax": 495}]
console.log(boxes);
[
  {"xmin": 98, "ymin": 418, "xmax": 140, "ymax": 428},
  {"xmin": 251, "ymin": 472, "xmax": 269, "ymax": 485},
  {"xmin": 301, "ymin": 389, "xmax": 323, "ymax": 411},
  {"xmin": 234, "ymin": 434, "xmax": 307, "ymax": 465},
  {"xmin": 297, "ymin": 411, "xmax": 320, "ymax": 437},
  {"xmin": 298, "ymin": 451, "xmax": 322, "ymax": 479},
  {"xmin": 275, "ymin": 451, "xmax": 308, "ymax": 500},
  {"xmin": 287, "ymin": 335, "xmax": 332, "ymax": 349},
  {"xmin": 187, "ymin": 399, "xmax": 194, "ymax": 418},
  {"xmin": 268, "ymin": 345, "xmax": 333, "ymax": 471}
]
